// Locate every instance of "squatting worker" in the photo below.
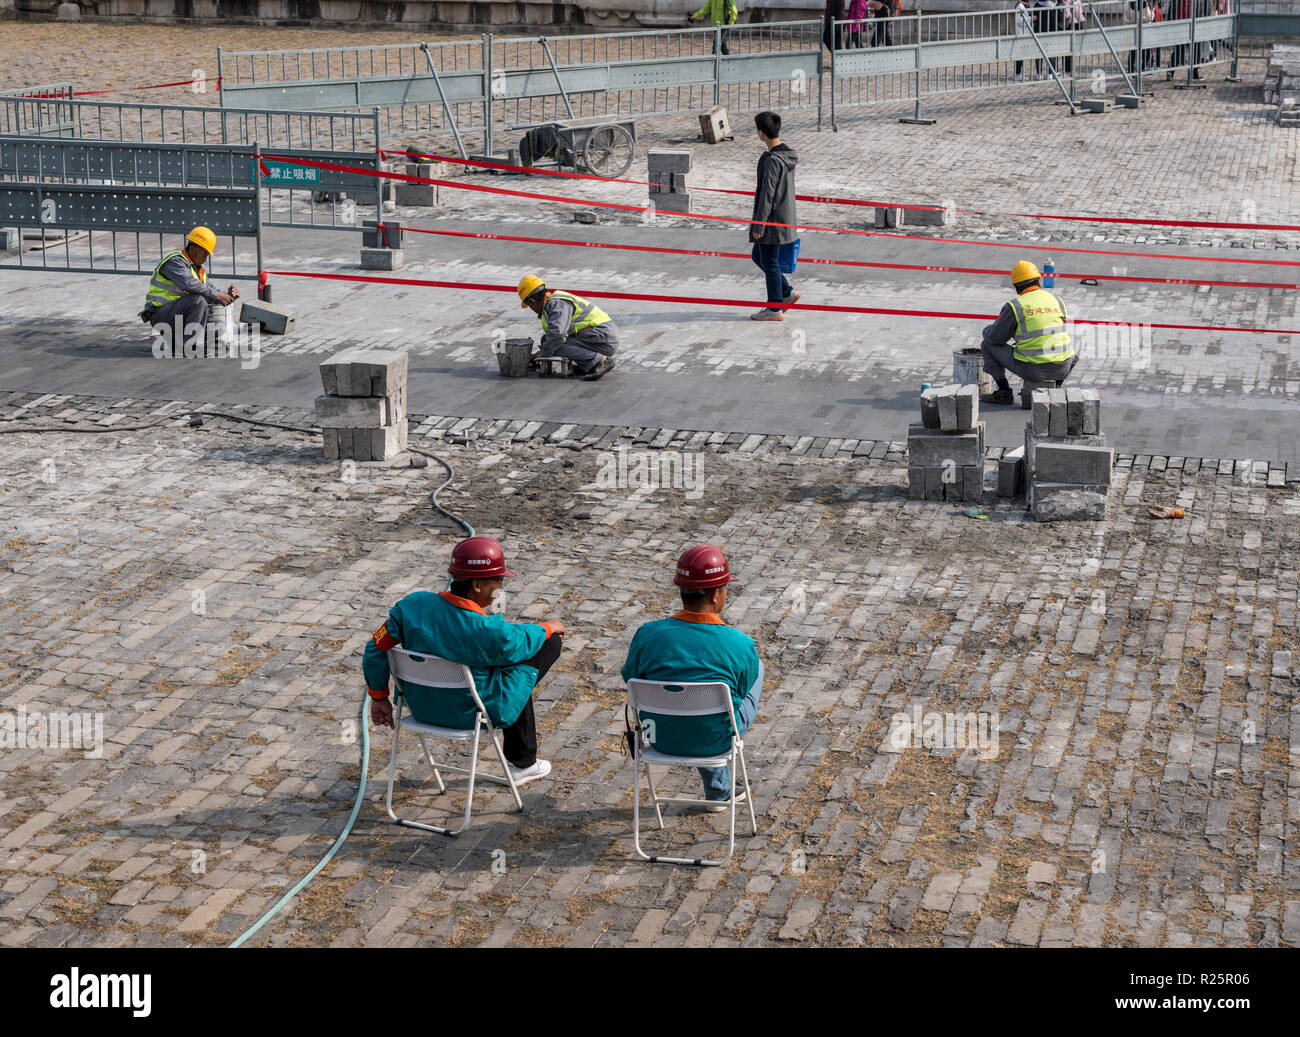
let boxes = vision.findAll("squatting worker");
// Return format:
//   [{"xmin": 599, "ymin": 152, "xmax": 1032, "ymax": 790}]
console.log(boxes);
[
  {"xmin": 979, "ymin": 260, "xmax": 1078, "ymax": 406},
  {"xmin": 621, "ymin": 545, "xmax": 762, "ymax": 809},
  {"xmin": 363, "ymin": 536, "xmax": 566, "ymax": 785},
  {"xmin": 139, "ymin": 226, "xmax": 240, "ymax": 331},
  {"xmin": 517, "ymin": 274, "xmax": 619, "ymax": 381},
  {"xmin": 749, "ymin": 111, "xmax": 800, "ymax": 322}
]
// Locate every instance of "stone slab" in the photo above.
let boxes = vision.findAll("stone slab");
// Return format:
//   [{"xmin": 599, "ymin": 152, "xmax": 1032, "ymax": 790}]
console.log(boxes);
[{"xmin": 319, "ymin": 347, "xmax": 409, "ymax": 398}]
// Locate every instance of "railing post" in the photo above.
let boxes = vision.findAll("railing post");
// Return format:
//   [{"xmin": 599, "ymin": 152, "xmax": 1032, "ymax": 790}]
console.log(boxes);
[
  {"xmin": 899, "ymin": 8, "xmax": 936, "ymax": 124},
  {"xmin": 714, "ymin": 25, "xmax": 722, "ymax": 108},
  {"xmin": 1228, "ymin": 0, "xmax": 1241, "ymax": 81},
  {"xmin": 1136, "ymin": 0, "xmax": 1144, "ymax": 94},
  {"xmin": 253, "ymin": 143, "xmax": 264, "ymax": 283},
  {"xmin": 483, "ymin": 34, "xmax": 493, "ymax": 157}
]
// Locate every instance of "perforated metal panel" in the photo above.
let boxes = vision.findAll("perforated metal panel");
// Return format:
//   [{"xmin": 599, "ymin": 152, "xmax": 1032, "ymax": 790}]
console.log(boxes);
[{"xmin": 0, "ymin": 183, "xmax": 259, "ymax": 236}]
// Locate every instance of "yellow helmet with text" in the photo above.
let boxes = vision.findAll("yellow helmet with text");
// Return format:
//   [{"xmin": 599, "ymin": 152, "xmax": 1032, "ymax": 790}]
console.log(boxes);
[{"xmin": 185, "ymin": 226, "xmax": 217, "ymax": 255}]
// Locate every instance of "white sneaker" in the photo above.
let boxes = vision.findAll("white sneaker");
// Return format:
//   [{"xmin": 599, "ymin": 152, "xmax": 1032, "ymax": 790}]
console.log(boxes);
[
  {"xmin": 700, "ymin": 788, "xmax": 747, "ymax": 813},
  {"xmin": 507, "ymin": 759, "xmax": 551, "ymax": 784}
]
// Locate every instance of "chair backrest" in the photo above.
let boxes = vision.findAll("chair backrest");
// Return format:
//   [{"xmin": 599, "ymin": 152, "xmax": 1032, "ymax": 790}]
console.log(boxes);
[
  {"xmin": 626, "ymin": 679, "xmax": 737, "ymax": 736},
  {"xmin": 388, "ymin": 647, "xmax": 488, "ymax": 728}
]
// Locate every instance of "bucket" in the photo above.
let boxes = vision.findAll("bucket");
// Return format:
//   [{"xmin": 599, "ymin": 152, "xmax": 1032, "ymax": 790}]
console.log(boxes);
[
  {"xmin": 496, "ymin": 337, "xmax": 535, "ymax": 377},
  {"xmin": 953, "ymin": 348, "xmax": 993, "ymax": 395}
]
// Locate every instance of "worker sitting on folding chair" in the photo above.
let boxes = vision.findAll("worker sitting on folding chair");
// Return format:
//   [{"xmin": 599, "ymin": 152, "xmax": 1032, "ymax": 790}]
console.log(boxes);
[
  {"xmin": 362, "ymin": 535, "xmax": 565, "ymax": 785},
  {"xmin": 621, "ymin": 544, "xmax": 763, "ymax": 809}
]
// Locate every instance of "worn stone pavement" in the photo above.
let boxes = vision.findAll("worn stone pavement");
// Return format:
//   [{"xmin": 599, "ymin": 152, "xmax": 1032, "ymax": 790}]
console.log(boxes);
[{"xmin": 0, "ymin": 391, "xmax": 1297, "ymax": 947}]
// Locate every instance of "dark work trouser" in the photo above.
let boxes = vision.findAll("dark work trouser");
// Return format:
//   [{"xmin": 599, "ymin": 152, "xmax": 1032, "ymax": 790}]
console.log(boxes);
[
  {"xmin": 980, "ymin": 338, "xmax": 1079, "ymax": 387},
  {"xmin": 752, "ymin": 242, "xmax": 792, "ymax": 306},
  {"xmin": 148, "ymin": 293, "xmax": 210, "ymax": 333},
  {"xmin": 500, "ymin": 634, "xmax": 563, "ymax": 767},
  {"xmin": 547, "ymin": 323, "xmax": 619, "ymax": 375}
]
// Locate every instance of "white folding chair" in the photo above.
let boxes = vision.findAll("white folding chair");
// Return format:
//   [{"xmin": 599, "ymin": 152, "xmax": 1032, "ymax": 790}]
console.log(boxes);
[
  {"xmin": 384, "ymin": 647, "xmax": 523, "ymax": 837},
  {"xmin": 625, "ymin": 679, "xmax": 757, "ymax": 867}
]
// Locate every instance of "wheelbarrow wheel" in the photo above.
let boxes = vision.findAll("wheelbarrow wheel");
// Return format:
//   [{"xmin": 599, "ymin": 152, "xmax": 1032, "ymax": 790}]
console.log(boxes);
[{"xmin": 582, "ymin": 124, "xmax": 634, "ymax": 179}]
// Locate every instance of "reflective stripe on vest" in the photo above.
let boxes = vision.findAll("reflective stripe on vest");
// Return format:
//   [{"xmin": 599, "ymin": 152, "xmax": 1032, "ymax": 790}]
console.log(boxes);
[
  {"xmin": 145, "ymin": 250, "xmax": 206, "ymax": 309},
  {"xmin": 1010, "ymin": 289, "xmax": 1073, "ymax": 365},
  {"xmin": 541, "ymin": 290, "xmax": 611, "ymax": 335}
]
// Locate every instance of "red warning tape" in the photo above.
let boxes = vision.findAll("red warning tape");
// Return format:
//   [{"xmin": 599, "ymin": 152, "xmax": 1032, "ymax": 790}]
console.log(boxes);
[
  {"xmin": 266, "ymin": 153, "xmax": 1300, "ymax": 270},
  {"xmin": 267, "ymin": 269, "xmax": 1299, "ymax": 335},
  {"xmin": 396, "ymin": 225, "xmax": 1300, "ymax": 292},
  {"xmin": 68, "ymin": 77, "xmax": 220, "ymax": 97},
  {"xmin": 393, "ymin": 150, "xmax": 1300, "ymax": 234}
]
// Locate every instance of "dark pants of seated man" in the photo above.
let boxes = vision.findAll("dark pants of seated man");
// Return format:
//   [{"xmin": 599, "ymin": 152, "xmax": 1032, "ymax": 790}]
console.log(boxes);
[
  {"xmin": 501, "ymin": 634, "xmax": 564, "ymax": 767},
  {"xmin": 147, "ymin": 292, "xmax": 211, "ymax": 331},
  {"xmin": 547, "ymin": 324, "xmax": 619, "ymax": 376},
  {"xmin": 980, "ymin": 338, "xmax": 1079, "ymax": 388}
]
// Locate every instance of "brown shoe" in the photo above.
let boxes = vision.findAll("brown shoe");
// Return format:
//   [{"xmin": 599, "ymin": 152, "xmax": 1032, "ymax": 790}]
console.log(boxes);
[{"xmin": 751, "ymin": 309, "xmax": 784, "ymax": 321}]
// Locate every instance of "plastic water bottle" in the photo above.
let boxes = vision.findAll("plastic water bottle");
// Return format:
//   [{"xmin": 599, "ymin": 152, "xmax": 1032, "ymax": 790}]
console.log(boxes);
[{"xmin": 1043, "ymin": 259, "xmax": 1055, "ymax": 289}]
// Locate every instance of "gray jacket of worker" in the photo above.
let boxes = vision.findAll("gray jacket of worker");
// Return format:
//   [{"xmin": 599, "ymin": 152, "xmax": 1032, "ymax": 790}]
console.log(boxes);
[
  {"xmin": 750, "ymin": 143, "xmax": 799, "ymax": 246},
  {"xmin": 157, "ymin": 253, "xmax": 221, "ymax": 304}
]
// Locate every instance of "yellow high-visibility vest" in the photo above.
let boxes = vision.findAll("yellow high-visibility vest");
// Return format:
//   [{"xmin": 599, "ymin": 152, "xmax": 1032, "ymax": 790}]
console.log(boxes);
[
  {"xmin": 1010, "ymin": 287, "xmax": 1073, "ymax": 365},
  {"xmin": 145, "ymin": 250, "xmax": 206, "ymax": 309},
  {"xmin": 541, "ymin": 290, "xmax": 611, "ymax": 335}
]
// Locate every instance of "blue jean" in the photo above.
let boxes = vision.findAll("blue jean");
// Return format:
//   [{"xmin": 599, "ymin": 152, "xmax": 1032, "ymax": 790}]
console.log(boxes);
[
  {"xmin": 701, "ymin": 663, "xmax": 763, "ymax": 800},
  {"xmin": 751, "ymin": 243, "xmax": 792, "ymax": 307}
]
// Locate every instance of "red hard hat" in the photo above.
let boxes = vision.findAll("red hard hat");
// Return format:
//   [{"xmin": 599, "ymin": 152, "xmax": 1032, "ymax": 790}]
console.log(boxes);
[
  {"xmin": 448, "ymin": 536, "xmax": 516, "ymax": 579},
  {"xmin": 673, "ymin": 544, "xmax": 733, "ymax": 589}
]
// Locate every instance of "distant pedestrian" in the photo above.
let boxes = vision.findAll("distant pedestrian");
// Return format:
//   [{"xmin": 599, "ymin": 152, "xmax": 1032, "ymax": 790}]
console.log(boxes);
[
  {"xmin": 869, "ymin": 0, "xmax": 895, "ymax": 47},
  {"xmin": 1061, "ymin": 0, "xmax": 1084, "ymax": 77},
  {"xmin": 748, "ymin": 111, "xmax": 799, "ymax": 322},
  {"xmin": 823, "ymin": 0, "xmax": 849, "ymax": 51},
  {"xmin": 1014, "ymin": 1, "xmax": 1032, "ymax": 80},
  {"xmin": 846, "ymin": 0, "xmax": 870, "ymax": 48},
  {"xmin": 688, "ymin": 0, "xmax": 739, "ymax": 56}
]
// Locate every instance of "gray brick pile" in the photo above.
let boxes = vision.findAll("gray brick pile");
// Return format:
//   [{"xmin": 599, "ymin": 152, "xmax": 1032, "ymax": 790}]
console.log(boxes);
[
  {"xmin": 1024, "ymin": 387, "xmax": 1112, "ymax": 522},
  {"xmin": 908, "ymin": 384, "xmax": 984, "ymax": 502},
  {"xmin": 1264, "ymin": 45, "xmax": 1300, "ymax": 126},
  {"xmin": 647, "ymin": 148, "xmax": 691, "ymax": 214},
  {"xmin": 316, "ymin": 347, "xmax": 409, "ymax": 461}
]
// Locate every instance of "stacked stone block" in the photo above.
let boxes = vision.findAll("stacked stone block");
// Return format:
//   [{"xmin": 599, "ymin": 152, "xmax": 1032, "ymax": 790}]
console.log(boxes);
[
  {"xmin": 647, "ymin": 148, "xmax": 691, "ymax": 214},
  {"xmin": 317, "ymin": 347, "xmax": 409, "ymax": 461},
  {"xmin": 1025, "ymin": 387, "xmax": 1112, "ymax": 521},
  {"xmin": 908, "ymin": 384, "xmax": 984, "ymax": 502},
  {"xmin": 1265, "ymin": 45, "xmax": 1300, "ymax": 125}
]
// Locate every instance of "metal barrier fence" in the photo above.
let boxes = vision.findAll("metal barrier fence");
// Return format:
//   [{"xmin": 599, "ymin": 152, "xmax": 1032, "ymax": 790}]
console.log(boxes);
[
  {"xmin": 0, "ymin": 137, "xmax": 262, "ymax": 278},
  {"xmin": 219, "ymin": 22, "xmax": 824, "ymax": 157},
  {"xmin": 830, "ymin": 0, "xmax": 1239, "ymax": 124},
  {"xmin": 0, "ymin": 100, "xmax": 384, "ymax": 232}
]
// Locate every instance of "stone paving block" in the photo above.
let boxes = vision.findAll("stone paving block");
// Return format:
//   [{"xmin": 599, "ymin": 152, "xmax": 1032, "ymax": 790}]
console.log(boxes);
[
  {"xmin": 1079, "ymin": 388, "xmax": 1101, "ymax": 435},
  {"xmin": 319, "ymin": 347, "xmax": 409, "ymax": 398},
  {"xmin": 646, "ymin": 148, "xmax": 691, "ymax": 173},
  {"xmin": 1029, "ymin": 482, "xmax": 1108, "ymax": 522},
  {"xmin": 1047, "ymin": 388, "xmax": 1067, "ymax": 437},
  {"xmin": 1032, "ymin": 442, "xmax": 1113, "ymax": 487},
  {"xmin": 935, "ymin": 384, "xmax": 959, "ymax": 430},
  {"xmin": 919, "ymin": 388, "xmax": 940, "ymax": 429},
  {"xmin": 313, "ymin": 392, "xmax": 404, "ymax": 428},
  {"xmin": 359, "ymin": 248, "xmax": 405, "ymax": 271},
  {"xmin": 907, "ymin": 423, "xmax": 984, "ymax": 468},
  {"xmin": 953, "ymin": 384, "xmax": 979, "ymax": 431},
  {"xmin": 1032, "ymin": 389, "xmax": 1051, "ymax": 436},
  {"xmin": 998, "ymin": 446, "xmax": 1025, "ymax": 498}
]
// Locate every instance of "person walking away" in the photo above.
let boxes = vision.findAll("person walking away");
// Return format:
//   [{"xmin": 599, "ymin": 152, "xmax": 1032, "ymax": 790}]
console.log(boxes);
[
  {"xmin": 1061, "ymin": 0, "xmax": 1084, "ymax": 77},
  {"xmin": 846, "ymin": 0, "xmax": 869, "ymax": 47},
  {"xmin": 748, "ymin": 111, "xmax": 799, "ymax": 322},
  {"xmin": 688, "ymin": 0, "xmax": 739, "ymax": 56}
]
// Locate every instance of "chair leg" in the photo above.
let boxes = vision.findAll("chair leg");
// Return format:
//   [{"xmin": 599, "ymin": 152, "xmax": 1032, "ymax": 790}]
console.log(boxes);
[
  {"xmin": 642, "ymin": 756, "xmax": 665, "ymax": 829},
  {"xmin": 631, "ymin": 745, "xmax": 651, "ymax": 861},
  {"xmin": 384, "ymin": 707, "xmax": 403, "ymax": 825},
  {"xmin": 489, "ymin": 728, "xmax": 524, "ymax": 811},
  {"xmin": 415, "ymin": 733, "xmax": 446, "ymax": 794},
  {"xmin": 736, "ymin": 744, "xmax": 758, "ymax": 836}
]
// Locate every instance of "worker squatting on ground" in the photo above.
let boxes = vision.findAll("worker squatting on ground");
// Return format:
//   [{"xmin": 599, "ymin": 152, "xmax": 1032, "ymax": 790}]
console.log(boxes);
[
  {"xmin": 138, "ymin": 226, "xmax": 240, "ymax": 334},
  {"xmin": 362, "ymin": 536, "xmax": 565, "ymax": 785},
  {"xmin": 621, "ymin": 545, "xmax": 763, "ymax": 809},
  {"xmin": 979, "ymin": 260, "xmax": 1079, "ymax": 405},
  {"xmin": 517, "ymin": 275, "xmax": 619, "ymax": 380}
]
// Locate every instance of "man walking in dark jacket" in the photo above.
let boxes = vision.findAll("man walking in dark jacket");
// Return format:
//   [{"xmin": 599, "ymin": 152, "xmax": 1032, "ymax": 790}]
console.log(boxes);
[{"xmin": 749, "ymin": 111, "xmax": 800, "ymax": 322}]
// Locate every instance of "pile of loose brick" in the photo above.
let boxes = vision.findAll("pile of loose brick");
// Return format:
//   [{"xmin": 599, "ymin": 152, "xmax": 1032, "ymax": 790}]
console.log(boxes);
[
  {"xmin": 316, "ymin": 347, "xmax": 409, "ymax": 461},
  {"xmin": 648, "ymin": 148, "xmax": 691, "ymax": 214},
  {"xmin": 1003, "ymin": 387, "xmax": 1113, "ymax": 522},
  {"xmin": 907, "ymin": 384, "xmax": 985, "ymax": 502},
  {"xmin": 1264, "ymin": 44, "xmax": 1300, "ymax": 127}
]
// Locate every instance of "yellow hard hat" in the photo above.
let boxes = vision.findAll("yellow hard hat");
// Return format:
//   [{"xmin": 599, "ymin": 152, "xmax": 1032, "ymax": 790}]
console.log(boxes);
[
  {"xmin": 186, "ymin": 226, "xmax": 217, "ymax": 255},
  {"xmin": 517, "ymin": 274, "xmax": 545, "ymax": 308},
  {"xmin": 1011, "ymin": 260, "xmax": 1040, "ymax": 285}
]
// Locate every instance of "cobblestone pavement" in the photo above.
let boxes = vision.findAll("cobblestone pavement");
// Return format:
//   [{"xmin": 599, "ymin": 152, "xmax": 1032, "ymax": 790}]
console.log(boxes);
[{"xmin": 0, "ymin": 391, "xmax": 1297, "ymax": 948}]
